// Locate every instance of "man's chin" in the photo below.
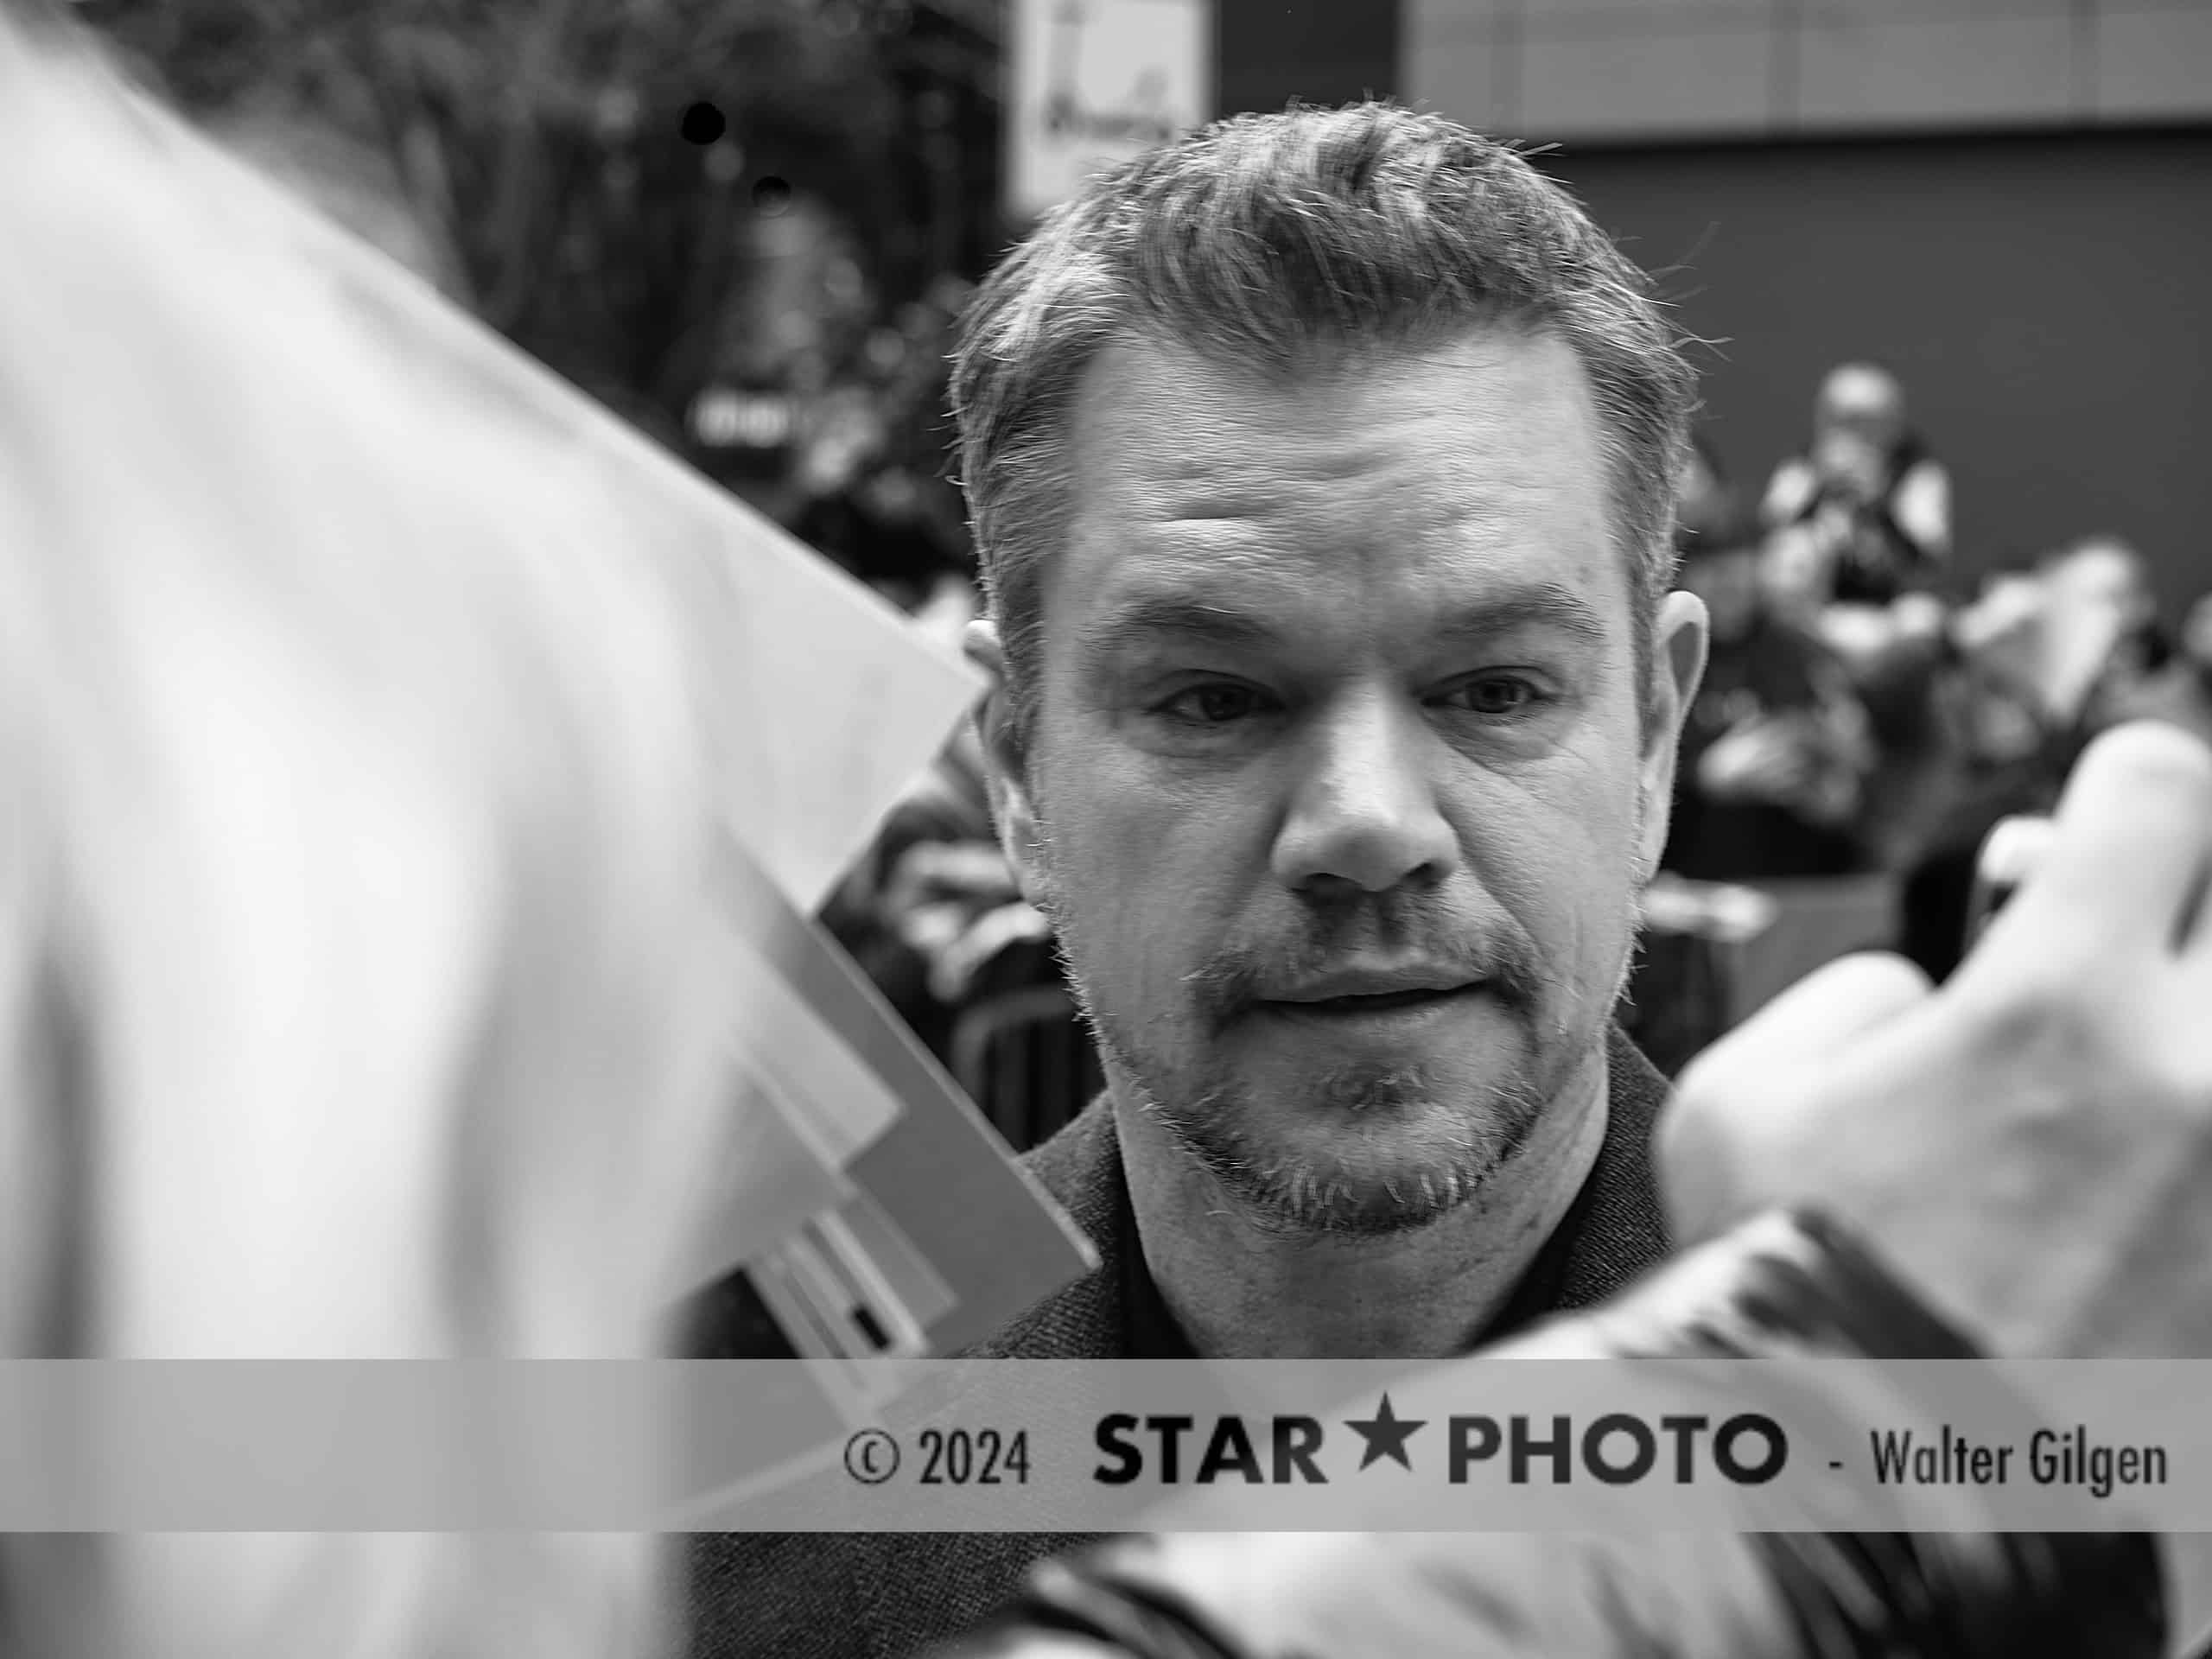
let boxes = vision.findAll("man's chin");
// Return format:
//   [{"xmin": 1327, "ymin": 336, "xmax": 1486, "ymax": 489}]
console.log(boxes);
[
  {"xmin": 1120, "ymin": 1033, "xmax": 1562, "ymax": 1235},
  {"xmin": 1236, "ymin": 1157, "xmax": 1491, "ymax": 1238},
  {"xmin": 1196, "ymin": 1113, "xmax": 1515, "ymax": 1236}
]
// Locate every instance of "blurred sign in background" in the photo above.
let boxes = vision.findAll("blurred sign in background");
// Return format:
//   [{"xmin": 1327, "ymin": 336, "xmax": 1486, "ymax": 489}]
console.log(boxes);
[{"xmin": 1004, "ymin": 0, "xmax": 1213, "ymax": 219}]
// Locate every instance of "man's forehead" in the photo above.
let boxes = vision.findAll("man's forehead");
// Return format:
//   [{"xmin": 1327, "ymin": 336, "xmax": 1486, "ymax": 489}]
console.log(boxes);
[
  {"xmin": 1069, "ymin": 322, "xmax": 1574, "ymax": 430},
  {"xmin": 1058, "ymin": 326, "xmax": 1610, "ymax": 537},
  {"xmin": 1039, "ymin": 323, "xmax": 1624, "ymax": 653}
]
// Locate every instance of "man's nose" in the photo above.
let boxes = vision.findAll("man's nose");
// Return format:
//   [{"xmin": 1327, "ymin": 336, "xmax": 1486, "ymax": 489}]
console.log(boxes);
[{"xmin": 1269, "ymin": 690, "xmax": 1459, "ymax": 896}]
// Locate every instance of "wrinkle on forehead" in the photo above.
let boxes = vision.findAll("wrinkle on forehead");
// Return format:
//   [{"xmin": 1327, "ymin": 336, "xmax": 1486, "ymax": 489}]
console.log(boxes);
[
  {"xmin": 1071, "ymin": 327, "xmax": 1603, "ymax": 504},
  {"xmin": 1079, "ymin": 315, "xmax": 1567, "ymax": 419},
  {"xmin": 1139, "ymin": 462, "xmax": 1562, "ymax": 543},
  {"xmin": 1059, "ymin": 332, "xmax": 1614, "ymax": 605}
]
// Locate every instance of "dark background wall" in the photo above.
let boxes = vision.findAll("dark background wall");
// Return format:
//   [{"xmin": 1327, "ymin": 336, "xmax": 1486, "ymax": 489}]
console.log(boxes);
[
  {"xmin": 1216, "ymin": 0, "xmax": 1398, "ymax": 119},
  {"xmin": 1539, "ymin": 128, "xmax": 2212, "ymax": 612}
]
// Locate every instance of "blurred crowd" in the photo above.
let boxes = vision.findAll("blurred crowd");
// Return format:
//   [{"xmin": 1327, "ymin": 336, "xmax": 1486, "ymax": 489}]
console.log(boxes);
[
  {"xmin": 682, "ymin": 201, "xmax": 977, "ymax": 612},
  {"xmin": 1667, "ymin": 363, "xmax": 2210, "ymax": 978}
]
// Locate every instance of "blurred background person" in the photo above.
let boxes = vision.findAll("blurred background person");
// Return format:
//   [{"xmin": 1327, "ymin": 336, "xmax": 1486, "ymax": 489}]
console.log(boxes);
[
  {"xmin": 1662, "ymin": 488, "xmax": 1876, "ymax": 883},
  {"xmin": 1890, "ymin": 537, "xmax": 2164, "ymax": 980},
  {"xmin": 2116, "ymin": 588, "xmax": 2212, "ymax": 747},
  {"xmin": 2051, "ymin": 535, "xmax": 2175, "ymax": 733},
  {"xmin": 1761, "ymin": 362, "xmax": 1951, "ymax": 607}
]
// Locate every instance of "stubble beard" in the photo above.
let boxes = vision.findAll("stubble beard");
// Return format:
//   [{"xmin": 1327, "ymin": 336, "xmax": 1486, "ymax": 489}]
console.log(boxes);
[{"xmin": 1033, "ymin": 852, "xmax": 1635, "ymax": 1243}]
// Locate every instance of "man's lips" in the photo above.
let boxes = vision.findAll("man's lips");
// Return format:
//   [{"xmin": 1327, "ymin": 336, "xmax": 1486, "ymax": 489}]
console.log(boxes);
[
  {"xmin": 1257, "ymin": 982, "xmax": 1489, "ymax": 1019},
  {"xmin": 1266, "ymin": 963, "xmax": 1486, "ymax": 1001},
  {"xmin": 1278, "ymin": 986, "xmax": 1463, "ymax": 1012}
]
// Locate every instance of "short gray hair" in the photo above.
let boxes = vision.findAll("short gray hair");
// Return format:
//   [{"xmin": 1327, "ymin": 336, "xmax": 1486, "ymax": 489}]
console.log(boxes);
[{"xmin": 950, "ymin": 101, "xmax": 1699, "ymax": 747}]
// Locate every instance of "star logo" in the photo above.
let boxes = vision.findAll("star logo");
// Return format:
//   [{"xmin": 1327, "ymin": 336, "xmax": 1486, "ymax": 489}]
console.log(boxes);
[{"xmin": 1344, "ymin": 1392, "xmax": 1427, "ymax": 1471}]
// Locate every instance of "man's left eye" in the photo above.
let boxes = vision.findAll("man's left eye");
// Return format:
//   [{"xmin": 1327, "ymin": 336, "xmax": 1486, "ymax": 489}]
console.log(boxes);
[{"xmin": 1438, "ymin": 677, "xmax": 1544, "ymax": 716}]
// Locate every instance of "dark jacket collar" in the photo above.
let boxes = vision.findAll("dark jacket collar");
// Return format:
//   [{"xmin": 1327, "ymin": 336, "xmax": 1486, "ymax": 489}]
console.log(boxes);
[{"xmin": 963, "ymin": 1024, "xmax": 1674, "ymax": 1359}]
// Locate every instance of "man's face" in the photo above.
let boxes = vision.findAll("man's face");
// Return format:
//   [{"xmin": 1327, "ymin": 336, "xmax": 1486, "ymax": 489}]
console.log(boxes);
[
  {"xmin": 1815, "ymin": 368, "xmax": 1905, "ymax": 460},
  {"xmin": 972, "ymin": 328, "xmax": 1703, "ymax": 1236}
]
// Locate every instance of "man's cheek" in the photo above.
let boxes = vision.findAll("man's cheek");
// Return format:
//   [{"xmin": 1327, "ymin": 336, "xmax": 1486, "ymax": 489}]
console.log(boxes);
[{"xmin": 1523, "ymin": 832, "xmax": 1637, "ymax": 998}]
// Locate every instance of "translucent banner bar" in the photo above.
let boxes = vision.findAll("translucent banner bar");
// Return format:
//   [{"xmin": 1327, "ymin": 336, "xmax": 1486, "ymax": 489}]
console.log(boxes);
[{"xmin": 0, "ymin": 1359, "xmax": 2209, "ymax": 1535}]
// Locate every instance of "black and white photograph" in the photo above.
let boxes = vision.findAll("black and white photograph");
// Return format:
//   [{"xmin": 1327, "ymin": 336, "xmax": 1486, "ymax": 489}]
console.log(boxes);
[{"xmin": 2, "ymin": 0, "xmax": 2210, "ymax": 1653}]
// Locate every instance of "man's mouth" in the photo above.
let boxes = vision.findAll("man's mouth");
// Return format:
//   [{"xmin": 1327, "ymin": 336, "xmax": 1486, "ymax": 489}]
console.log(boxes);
[
  {"xmin": 1259, "ymin": 982, "xmax": 1488, "ymax": 1021},
  {"xmin": 1285, "ymin": 986, "xmax": 1466, "ymax": 1014}
]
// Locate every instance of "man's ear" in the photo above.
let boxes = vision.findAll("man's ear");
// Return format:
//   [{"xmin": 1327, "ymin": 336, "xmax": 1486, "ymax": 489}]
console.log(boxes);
[
  {"xmin": 1636, "ymin": 589, "xmax": 1710, "ymax": 881},
  {"xmin": 963, "ymin": 618, "xmax": 1054, "ymax": 910}
]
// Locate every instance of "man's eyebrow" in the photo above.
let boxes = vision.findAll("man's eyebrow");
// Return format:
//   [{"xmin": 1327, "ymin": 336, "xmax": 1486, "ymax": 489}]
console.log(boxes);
[
  {"xmin": 1429, "ymin": 585, "xmax": 1611, "ymax": 647},
  {"xmin": 1076, "ymin": 596, "xmax": 1287, "ymax": 664},
  {"xmin": 1076, "ymin": 582, "xmax": 1611, "ymax": 664}
]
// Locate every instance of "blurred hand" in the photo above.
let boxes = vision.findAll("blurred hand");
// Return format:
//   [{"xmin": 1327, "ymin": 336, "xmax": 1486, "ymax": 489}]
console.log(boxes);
[
  {"xmin": 882, "ymin": 839, "xmax": 1022, "ymax": 916},
  {"xmin": 1759, "ymin": 525, "xmax": 1831, "ymax": 619},
  {"xmin": 1697, "ymin": 716, "xmax": 1827, "ymax": 811},
  {"xmin": 1661, "ymin": 721, "xmax": 2212, "ymax": 1357}
]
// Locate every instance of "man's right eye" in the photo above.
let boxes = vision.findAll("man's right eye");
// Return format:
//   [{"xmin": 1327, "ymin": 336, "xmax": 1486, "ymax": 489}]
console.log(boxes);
[{"xmin": 1156, "ymin": 683, "xmax": 1269, "ymax": 725}]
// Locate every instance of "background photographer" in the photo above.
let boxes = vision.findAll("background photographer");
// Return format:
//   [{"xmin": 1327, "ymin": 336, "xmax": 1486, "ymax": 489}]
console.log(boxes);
[{"xmin": 1761, "ymin": 362, "xmax": 1951, "ymax": 607}]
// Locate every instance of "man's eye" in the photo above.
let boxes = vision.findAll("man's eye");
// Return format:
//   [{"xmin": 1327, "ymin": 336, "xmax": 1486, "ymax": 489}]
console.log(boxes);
[
  {"xmin": 1440, "ymin": 676, "xmax": 1545, "ymax": 716},
  {"xmin": 1159, "ymin": 683, "xmax": 1268, "ymax": 725}
]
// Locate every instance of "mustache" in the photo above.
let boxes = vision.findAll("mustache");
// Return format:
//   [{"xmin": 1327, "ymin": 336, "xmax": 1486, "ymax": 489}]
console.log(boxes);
[{"xmin": 1178, "ymin": 893, "xmax": 1548, "ymax": 1030}]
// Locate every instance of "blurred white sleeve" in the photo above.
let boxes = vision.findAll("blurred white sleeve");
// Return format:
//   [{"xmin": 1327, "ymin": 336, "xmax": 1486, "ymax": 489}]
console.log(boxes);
[
  {"xmin": 1760, "ymin": 458, "xmax": 1819, "ymax": 527},
  {"xmin": 1892, "ymin": 461, "xmax": 1951, "ymax": 563}
]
